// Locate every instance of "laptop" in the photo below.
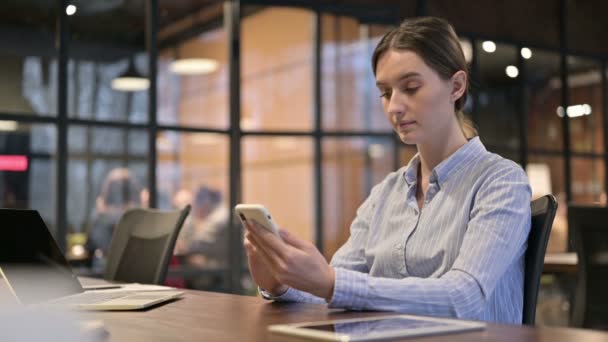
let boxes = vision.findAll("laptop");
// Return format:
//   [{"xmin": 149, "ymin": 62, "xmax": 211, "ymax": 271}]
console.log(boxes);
[{"xmin": 0, "ymin": 208, "xmax": 183, "ymax": 310}]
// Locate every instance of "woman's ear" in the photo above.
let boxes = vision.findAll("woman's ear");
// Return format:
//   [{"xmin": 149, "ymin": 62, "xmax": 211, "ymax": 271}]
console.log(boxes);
[{"xmin": 450, "ymin": 70, "xmax": 467, "ymax": 103}]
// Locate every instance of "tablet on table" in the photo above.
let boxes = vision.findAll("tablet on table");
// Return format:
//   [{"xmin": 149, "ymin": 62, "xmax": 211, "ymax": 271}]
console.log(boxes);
[{"xmin": 268, "ymin": 314, "xmax": 486, "ymax": 341}]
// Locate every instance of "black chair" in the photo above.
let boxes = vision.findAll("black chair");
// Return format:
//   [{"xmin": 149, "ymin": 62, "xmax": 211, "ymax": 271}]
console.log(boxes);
[
  {"xmin": 523, "ymin": 194, "xmax": 558, "ymax": 325},
  {"xmin": 569, "ymin": 205, "xmax": 608, "ymax": 329},
  {"xmin": 103, "ymin": 205, "xmax": 191, "ymax": 285}
]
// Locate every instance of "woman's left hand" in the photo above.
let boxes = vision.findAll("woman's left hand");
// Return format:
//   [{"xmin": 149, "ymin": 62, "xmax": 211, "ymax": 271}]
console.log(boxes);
[{"xmin": 245, "ymin": 221, "xmax": 335, "ymax": 301}]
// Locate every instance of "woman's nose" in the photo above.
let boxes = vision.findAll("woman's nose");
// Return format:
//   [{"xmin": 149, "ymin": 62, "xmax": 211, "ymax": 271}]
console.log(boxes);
[{"xmin": 386, "ymin": 92, "xmax": 406, "ymax": 116}]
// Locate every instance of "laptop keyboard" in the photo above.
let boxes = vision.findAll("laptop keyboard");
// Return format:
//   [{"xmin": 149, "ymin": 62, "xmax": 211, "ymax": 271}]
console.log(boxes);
[{"xmin": 50, "ymin": 291, "xmax": 136, "ymax": 305}]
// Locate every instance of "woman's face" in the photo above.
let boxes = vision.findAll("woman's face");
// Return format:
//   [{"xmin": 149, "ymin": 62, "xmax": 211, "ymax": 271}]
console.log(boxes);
[{"xmin": 375, "ymin": 49, "xmax": 461, "ymax": 145}]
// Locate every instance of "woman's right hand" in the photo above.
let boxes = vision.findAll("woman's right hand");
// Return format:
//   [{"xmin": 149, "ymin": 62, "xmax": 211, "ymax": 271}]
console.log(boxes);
[{"xmin": 243, "ymin": 225, "xmax": 289, "ymax": 296}]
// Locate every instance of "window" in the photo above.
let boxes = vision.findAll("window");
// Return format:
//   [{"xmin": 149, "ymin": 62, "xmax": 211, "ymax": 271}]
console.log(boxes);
[
  {"xmin": 475, "ymin": 42, "xmax": 520, "ymax": 149},
  {"xmin": 0, "ymin": 124, "xmax": 56, "ymax": 232},
  {"xmin": 567, "ymin": 56, "xmax": 603, "ymax": 154},
  {"xmin": 242, "ymin": 136, "xmax": 315, "ymax": 243},
  {"xmin": 322, "ymin": 137, "xmax": 394, "ymax": 257},
  {"xmin": 158, "ymin": 18, "xmax": 228, "ymax": 128},
  {"xmin": 241, "ymin": 7, "xmax": 314, "ymax": 131},
  {"xmin": 321, "ymin": 16, "xmax": 392, "ymax": 132},
  {"xmin": 526, "ymin": 50, "xmax": 563, "ymax": 152}
]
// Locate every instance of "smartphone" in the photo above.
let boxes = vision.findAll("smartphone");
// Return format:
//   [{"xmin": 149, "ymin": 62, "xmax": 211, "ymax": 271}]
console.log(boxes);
[{"xmin": 235, "ymin": 204, "xmax": 281, "ymax": 239}]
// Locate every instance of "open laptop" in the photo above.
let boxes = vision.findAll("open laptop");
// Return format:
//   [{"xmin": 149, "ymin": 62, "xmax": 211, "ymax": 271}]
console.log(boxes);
[{"xmin": 0, "ymin": 208, "xmax": 183, "ymax": 310}]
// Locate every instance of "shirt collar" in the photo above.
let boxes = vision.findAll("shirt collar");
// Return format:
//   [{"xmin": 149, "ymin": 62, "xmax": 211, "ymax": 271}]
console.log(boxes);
[{"xmin": 403, "ymin": 137, "xmax": 487, "ymax": 188}]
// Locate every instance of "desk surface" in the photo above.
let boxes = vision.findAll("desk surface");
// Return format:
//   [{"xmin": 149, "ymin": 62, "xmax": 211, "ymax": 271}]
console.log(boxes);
[
  {"xmin": 2, "ymin": 277, "xmax": 606, "ymax": 341},
  {"xmin": 72, "ymin": 279, "xmax": 607, "ymax": 342}
]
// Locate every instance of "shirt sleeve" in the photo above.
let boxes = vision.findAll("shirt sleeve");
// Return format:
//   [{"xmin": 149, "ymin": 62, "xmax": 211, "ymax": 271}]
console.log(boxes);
[
  {"xmin": 258, "ymin": 184, "xmax": 379, "ymax": 304},
  {"xmin": 328, "ymin": 164, "xmax": 531, "ymax": 320}
]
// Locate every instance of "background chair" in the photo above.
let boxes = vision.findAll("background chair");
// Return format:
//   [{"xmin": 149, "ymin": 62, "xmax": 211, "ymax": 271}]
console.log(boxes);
[
  {"xmin": 569, "ymin": 205, "xmax": 608, "ymax": 330},
  {"xmin": 523, "ymin": 194, "xmax": 558, "ymax": 325},
  {"xmin": 103, "ymin": 205, "xmax": 191, "ymax": 285}
]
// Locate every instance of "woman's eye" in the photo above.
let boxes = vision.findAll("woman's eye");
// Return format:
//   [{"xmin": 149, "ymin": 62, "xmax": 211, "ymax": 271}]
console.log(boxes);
[
  {"xmin": 379, "ymin": 91, "xmax": 391, "ymax": 99},
  {"xmin": 403, "ymin": 87, "xmax": 419, "ymax": 94}
]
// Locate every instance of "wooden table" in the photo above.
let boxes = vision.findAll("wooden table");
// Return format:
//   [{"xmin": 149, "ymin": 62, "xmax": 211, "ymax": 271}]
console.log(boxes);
[
  {"xmin": 544, "ymin": 252, "xmax": 578, "ymax": 274},
  {"xmin": 2, "ymin": 277, "xmax": 607, "ymax": 341},
  {"xmin": 73, "ymin": 279, "xmax": 608, "ymax": 342}
]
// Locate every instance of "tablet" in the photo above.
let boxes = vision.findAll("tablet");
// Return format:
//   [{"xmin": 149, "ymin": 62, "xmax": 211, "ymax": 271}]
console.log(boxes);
[{"xmin": 268, "ymin": 314, "xmax": 486, "ymax": 341}]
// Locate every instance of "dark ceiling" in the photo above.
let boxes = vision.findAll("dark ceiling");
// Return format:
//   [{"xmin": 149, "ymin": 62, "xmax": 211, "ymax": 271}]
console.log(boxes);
[{"xmin": 0, "ymin": 0, "xmax": 607, "ymax": 61}]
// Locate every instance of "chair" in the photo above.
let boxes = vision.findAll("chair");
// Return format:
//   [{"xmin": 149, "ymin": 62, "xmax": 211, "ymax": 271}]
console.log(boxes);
[
  {"xmin": 523, "ymin": 194, "xmax": 558, "ymax": 325},
  {"xmin": 569, "ymin": 205, "xmax": 608, "ymax": 329},
  {"xmin": 103, "ymin": 205, "xmax": 191, "ymax": 285}
]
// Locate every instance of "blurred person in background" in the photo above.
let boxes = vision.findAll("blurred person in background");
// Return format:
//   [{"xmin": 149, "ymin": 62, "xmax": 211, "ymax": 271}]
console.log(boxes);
[
  {"xmin": 174, "ymin": 186, "xmax": 229, "ymax": 289},
  {"xmin": 85, "ymin": 168, "xmax": 145, "ymax": 270}
]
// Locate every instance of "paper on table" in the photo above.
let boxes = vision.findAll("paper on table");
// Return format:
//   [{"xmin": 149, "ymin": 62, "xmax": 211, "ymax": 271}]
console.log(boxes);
[{"xmin": 86, "ymin": 283, "xmax": 178, "ymax": 293}]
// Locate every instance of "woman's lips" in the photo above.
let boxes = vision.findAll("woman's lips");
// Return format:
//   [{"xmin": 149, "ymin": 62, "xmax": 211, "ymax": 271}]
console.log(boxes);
[{"xmin": 398, "ymin": 120, "xmax": 416, "ymax": 129}]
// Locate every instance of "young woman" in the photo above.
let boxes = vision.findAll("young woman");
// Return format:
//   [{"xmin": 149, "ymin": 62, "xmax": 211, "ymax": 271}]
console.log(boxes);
[{"xmin": 243, "ymin": 17, "xmax": 531, "ymax": 324}]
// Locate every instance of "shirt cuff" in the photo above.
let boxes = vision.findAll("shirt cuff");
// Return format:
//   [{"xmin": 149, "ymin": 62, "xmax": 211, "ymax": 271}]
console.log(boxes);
[
  {"xmin": 327, "ymin": 267, "xmax": 369, "ymax": 309},
  {"xmin": 259, "ymin": 287, "xmax": 296, "ymax": 301}
]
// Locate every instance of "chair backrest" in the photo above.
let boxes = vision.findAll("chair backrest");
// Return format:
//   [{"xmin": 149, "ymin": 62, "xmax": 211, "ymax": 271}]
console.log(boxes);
[
  {"xmin": 523, "ymin": 194, "xmax": 558, "ymax": 325},
  {"xmin": 569, "ymin": 205, "xmax": 608, "ymax": 329},
  {"xmin": 103, "ymin": 205, "xmax": 191, "ymax": 285}
]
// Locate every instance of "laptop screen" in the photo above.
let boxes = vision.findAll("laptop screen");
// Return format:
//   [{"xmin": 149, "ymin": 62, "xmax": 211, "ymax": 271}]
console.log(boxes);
[{"xmin": 0, "ymin": 209, "xmax": 83, "ymax": 305}]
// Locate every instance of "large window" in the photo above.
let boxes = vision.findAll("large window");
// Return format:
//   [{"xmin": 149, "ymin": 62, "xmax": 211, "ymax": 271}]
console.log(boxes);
[{"xmin": 1, "ymin": 1, "xmax": 608, "ymax": 298}]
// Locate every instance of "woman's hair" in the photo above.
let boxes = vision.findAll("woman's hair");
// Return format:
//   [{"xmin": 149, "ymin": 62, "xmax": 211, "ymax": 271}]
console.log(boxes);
[{"xmin": 372, "ymin": 17, "xmax": 478, "ymax": 139}]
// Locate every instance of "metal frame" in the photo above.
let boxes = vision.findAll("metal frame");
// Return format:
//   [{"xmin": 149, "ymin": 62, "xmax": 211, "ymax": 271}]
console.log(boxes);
[
  {"xmin": 147, "ymin": 0, "xmax": 159, "ymax": 209},
  {"xmin": 603, "ymin": 60, "xmax": 608, "ymax": 198},
  {"xmin": 559, "ymin": 0, "xmax": 572, "ymax": 201},
  {"xmin": 226, "ymin": 0, "xmax": 243, "ymax": 293},
  {"xmin": 56, "ymin": 0, "xmax": 69, "ymax": 251},
  {"xmin": 1, "ymin": 0, "xmax": 607, "ymax": 293},
  {"xmin": 517, "ymin": 43, "xmax": 528, "ymax": 169},
  {"xmin": 313, "ymin": 10, "xmax": 324, "ymax": 251}
]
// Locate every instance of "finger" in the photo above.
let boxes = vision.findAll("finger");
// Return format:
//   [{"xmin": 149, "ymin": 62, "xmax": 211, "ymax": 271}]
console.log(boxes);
[
  {"xmin": 243, "ymin": 236, "xmax": 256, "ymax": 255},
  {"xmin": 247, "ymin": 229, "xmax": 282, "ymax": 262},
  {"xmin": 247, "ymin": 231, "xmax": 285, "ymax": 275},
  {"xmin": 278, "ymin": 229, "xmax": 309, "ymax": 250},
  {"xmin": 248, "ymin": 220, "xmax": 290, "ymax": 259}
]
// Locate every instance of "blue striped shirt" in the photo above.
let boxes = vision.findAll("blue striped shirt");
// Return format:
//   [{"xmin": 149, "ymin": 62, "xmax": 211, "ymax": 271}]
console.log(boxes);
[{"xmin": 264, "ymin": 137, "xmax": 531, "ymax": 324}]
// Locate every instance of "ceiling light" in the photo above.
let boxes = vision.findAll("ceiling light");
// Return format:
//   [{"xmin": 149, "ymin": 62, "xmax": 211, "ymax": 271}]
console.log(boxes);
[
  {"xmin": 170, "ymin": 58, "xmax": 219, "ymax": 75},
  {"xmin": 112, "ymin": 59, "xmax": 149, "ymax": 92},
  {"xmin": 0, "ymin": 120, "xmax": 18, "ymax": 131},
  {"xmin": 505, "ymin": 65, "xmax": 519, "ymax": 78},
  {"xmin": 556, "ymin": 104, "xmax": 592, "ymax": 118},
  {"xmin": 482, "ymin": 41, "xmax": 496, "ymax": 53},
  {"xmin": 521, "ymin": 47, "xmax": 532, "ymax": 59},
  {"xmin": 66, "ymin": 5, "xmax": 77, "ymax": 16}
]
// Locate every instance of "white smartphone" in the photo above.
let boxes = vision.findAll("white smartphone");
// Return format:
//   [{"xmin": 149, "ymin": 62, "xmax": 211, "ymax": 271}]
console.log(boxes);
[{"xmin": 235, "ymin": 204, "xmax": 281, "ymax": 239}]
